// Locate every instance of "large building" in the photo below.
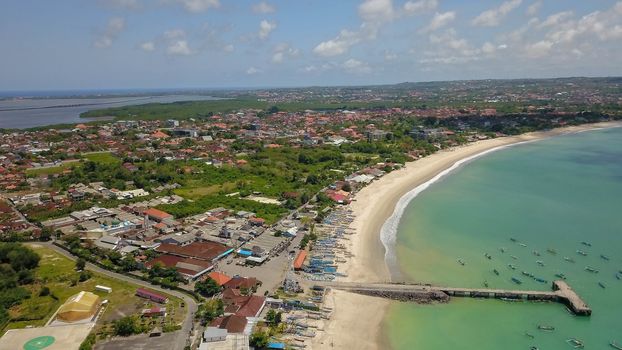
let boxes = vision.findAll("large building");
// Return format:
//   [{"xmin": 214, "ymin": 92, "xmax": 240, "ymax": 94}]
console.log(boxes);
[{"xmin": 56, "ymin": 291, "xmax": 102, "ymax": 323}]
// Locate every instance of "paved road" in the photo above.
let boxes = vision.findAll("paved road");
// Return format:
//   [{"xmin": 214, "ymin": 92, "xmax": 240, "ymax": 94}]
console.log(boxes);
[{"xmin": 36, "ymin": 242, "xmax": 198, "ymax": 350}]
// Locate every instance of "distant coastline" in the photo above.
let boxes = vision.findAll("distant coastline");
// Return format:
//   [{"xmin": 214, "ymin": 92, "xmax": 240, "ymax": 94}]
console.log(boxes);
[
  {"xmin": 316, "ymin": 120, "xmax": 622, "ymax": 350},
  {"xmin": 0, "ymin": 95, "xmax": 222, "ymax": 129}
]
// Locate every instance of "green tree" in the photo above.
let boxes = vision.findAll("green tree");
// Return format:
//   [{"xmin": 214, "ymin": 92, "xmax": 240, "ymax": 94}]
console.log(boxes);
[
  {"xmin": 250, "ymin": 331, "xmax": 269, "ymax": 349},
  {"xmin": 76, "ymin": 257, "xmax": 86, "ymax": 271},
  {"xmin": 195, "ymin": 278, "xmax": 221, "ymax": 297},
  {"xmin": 114, "ymin": 316, "xmax": 140, "ymax": 336}
]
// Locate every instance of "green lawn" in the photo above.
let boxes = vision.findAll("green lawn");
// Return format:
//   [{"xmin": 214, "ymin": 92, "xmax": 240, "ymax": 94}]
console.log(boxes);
[
  {"xmin": 3, "ymin": 244, "xmax": 184, "ymax": 334},
  {"xmin": 82, "ymin": 152, "xmax": 121, "ymax": 165},
  {"xmin": 26, "ymin": 161, "xmax": 79, "ymax": 176}
]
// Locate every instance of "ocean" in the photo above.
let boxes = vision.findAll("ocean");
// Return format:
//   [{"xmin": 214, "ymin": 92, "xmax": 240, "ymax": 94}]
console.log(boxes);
[
  {"xmin": 384, "ymin": 127, "xmax": 622, "ymax": 349},
  {"xmin": 0, "ymin": 95, "xmax": 221, "ymax": 129}
]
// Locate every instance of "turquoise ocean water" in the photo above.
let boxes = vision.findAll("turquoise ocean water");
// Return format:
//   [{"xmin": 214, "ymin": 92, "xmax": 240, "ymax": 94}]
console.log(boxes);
[{"xmin": 385, "ymin": 127, "xmax": 622, "ymax": 349}]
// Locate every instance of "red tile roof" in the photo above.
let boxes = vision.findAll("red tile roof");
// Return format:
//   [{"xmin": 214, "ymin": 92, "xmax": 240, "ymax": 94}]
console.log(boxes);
[
  {"xmin": 293, "ymin": 250, "xmax": 307, "ymax": 270},
  {"xmin": 210, "ymin": 315, "xmax": 247, "ymax": 334},
  {"xmin": 144, "ymin": 208, "xmax": 173, "ymax": 221},
  {"xmin": 156, "ymin": 241, "xmax": 229, "ymax": 262},
  {"xmin": 208, "ymin": 271, "xmax": 232, "ymax": 286}
]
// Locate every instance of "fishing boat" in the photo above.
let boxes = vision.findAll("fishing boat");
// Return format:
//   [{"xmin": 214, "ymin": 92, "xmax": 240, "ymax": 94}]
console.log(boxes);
[
  {"xmin": 525, "ymin": 332, "xmax": 535, "ymax": 338},
  {"xmin": 457, "ymin": 259, "xmax": 465, "ymax": 266},
  {"xmin": 522, "ymin": 271, "xmax": 534, "ymax": 277},
  {"xmin": 555, "ymin": 273, "xmax": 567, "ymax": 280},
  {"xmin": 616, "ymin": 273, "xmax": 621, "ymax": 280},
  {"xmin": 581, "ymin": 241, "xmax": 592, "ymax": 247},
  {"xmin": 599, "ymin": 282, "xmax": 606, "ymax": 289},
  {"xmin": 483, "ymin": 281, "xmax": 489, "ymax": 288},
  {"xmin": 566, "ymin": 338, "xmax": 584, "ymax": 348},
  {"xmin": 610, "ymin": 340, "xmax": 622, "ymax": 350},
  {"xmin": 493, "ymin": 269, "xmax": 500, "ymax": 276},
  {"xmin": 564, "ymin": 257, "xmax": 575, "ymax": 263},
  {"xmin": 500, "ymin": 247, "xmax": 506, "ymax": 253},
  {"xmin": 576, "ymin": 250, "xmax": 588, "ymax": 256},
  {"xmin": 533, "ymin": 250, "xmax": 541, "ymax": 256},
  {"xmin": 484, "ymin": 253, "xmax": 492, "ymax": 260},
  {"xmin": 508, "ymin": 264, "xmax": 517, "ymax": 270},
  {"xmin": 511, "ymin": 277, "xmax": 522, "ymax": 284},
  {"xmin": 530, "ymin": 347, "xmax": 539, "ymax": 350},
  {"xmin": 536, "ymin": 260, "xmax": 545, "ymax": 267},
  {"xmin": 519, "ymin": 243, "xmax": 527, "ymax": 247},
  {"xmin": 510, "ymin": 237, "xmax": 517, "ymax": 242},
  {"xmin": 534, "ymin": 277, "xmax": 548, "ymax": 283},
  {"xmin": 511, "ymin": 255, "xmax": 518, "ymax": 260},
  {"xmin": 547, "ymin": 248, "xmax": 557, "ymax": 255},
  {"xmin": 537, "ymin": 325, "xmax": 555, "ymax": 331},
  {"xmin": 585, "ymin": 266, "xmax": 599, "ymax": 273},
  {"xmin": 601, "ymin": 254, "xmax": 610, "ymax": 261}
]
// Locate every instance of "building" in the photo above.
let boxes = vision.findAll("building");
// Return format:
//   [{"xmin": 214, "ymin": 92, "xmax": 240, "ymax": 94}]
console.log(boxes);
[
  {"xmin": 293, "ymin": 250, "xmax": 307, "ymax": 270},
  {"xmin": 155, "ymin": 241, "xmax": 232, "ymax": 262},
  {"xmin": 56, "ymin": 291, "xmax": 102, "ymax": 322},
  {"xmin": 146, "ymin": 254, "xmax": 213, "ymax": 280},
  {"xmin": 198, "ymin": 327, "xmax": 249, "ymax": 350},
  {"xmin": 136, "ymin": 288, "xmax": 168, "ymax": 303},
  {"xmin": 143, "ymin": 208, "xmax": 173, "ymax": 222},
  {"xmin": 141, "ymin": 307, "xmax": 166, "ymax": 317},
  {"xmin": 208, "ymin": 271, "xmax": 232, "ymax": 286}
]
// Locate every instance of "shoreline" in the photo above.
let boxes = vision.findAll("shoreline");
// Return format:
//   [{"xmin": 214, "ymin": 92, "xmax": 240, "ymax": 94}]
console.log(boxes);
[{"xmin": 318, "ymin": 120, "xmax": 622, "ymax": 350}]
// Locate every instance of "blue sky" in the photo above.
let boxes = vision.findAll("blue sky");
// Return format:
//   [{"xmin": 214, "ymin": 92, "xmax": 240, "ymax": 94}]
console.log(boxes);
[{"xmin": 1, "ymin": 0, "xmax": 622, "ymax": 90}]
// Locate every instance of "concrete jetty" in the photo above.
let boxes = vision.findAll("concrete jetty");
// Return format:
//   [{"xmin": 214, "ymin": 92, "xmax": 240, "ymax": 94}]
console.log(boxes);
[{"xmin": 317, "ymin": 280, "xmax": 591, "ymax": 316}]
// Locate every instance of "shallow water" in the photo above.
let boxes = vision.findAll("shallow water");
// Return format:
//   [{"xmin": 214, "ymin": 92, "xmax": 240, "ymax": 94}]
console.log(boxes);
[{"xmin": 386, "ymin": 127, "xmax": 622, "ymax": 349}]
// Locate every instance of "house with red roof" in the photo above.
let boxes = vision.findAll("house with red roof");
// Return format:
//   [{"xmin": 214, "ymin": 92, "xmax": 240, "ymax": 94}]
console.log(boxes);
[
  {"xmin": 144, "ymin": 208, "xmax": 173, "ymax": 222},
  {"xmin": 207, "ymin": 271, "xmax": 232, "ymax": 286}
]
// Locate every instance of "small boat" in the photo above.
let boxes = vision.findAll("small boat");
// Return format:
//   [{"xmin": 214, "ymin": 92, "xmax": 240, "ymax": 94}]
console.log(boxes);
[
  {"xmin": 566, "ymin": 338, "xmax": 584, "ymax": 348},
  {"xmin": 511, "ymin": 255, "xmax": 518, "ymax": 260},
  {"xmin": 519, "ymin": 243, "xmax": 527, "ymax": 247},
  {"xmin": 493, "ymin": 269, "xmax": 500, "ymax": 276},
  {"xmin": 564, "ymin": 257, "xmax": 575, "ymax": 263},
  {"xmin": 483, "ymin": 280, "xmax": 489, "ymax": 287},
  {"xmin": 534, "ymin": 277, "xmax": 548, "ymax": 283},
  {"xmin": 484, "ymin": 253, "xmax": 492, "ymax": 260},
  {"xmin": 525, "ymin": 331, "xmax": 535, "ymax": 338},
  {"xmin": 547, "ymin": 248, "xmax": 557, "ymax": 255},
  {"xmin": 601, "ymin": 254, "xmax": 610, "ymax": 261},
  {"xmin": 616, "ymin": 273, "xmax": 621, "ymax": 280},
  {"xmin": 533, "ymin": 250, "xmax": 541, "ymax": 256},
  {"xmin": 510, "ymin": 237, "xmax": 517, "ymax": 242},
  {"xmin": 555, "ymin": 273, "xmax": 567, "ymax": 280},
  {"xmin": 610, "ymin": 340, "xmax": 622, "ymax": 350},
  {"xmin": 537, "ymin": 325, "xmax": 555, "ymax": 331},
  {"xmin": 581, "ymin": 241, "xmax": 592, "ymax": 247},
  {"xmin": 576, "ymin": 250, "xmax": 588, "ymax": 256},
  {"xmin": 599, "ymin": 282, "xmax": 606, "ymax": 289},
  {"xmin": 457, "ymin": 259, "xmax": 465, "ymax": 266},
  {"xmin": 511, "ymin": 277, "xmax": 522, "ymax": 284},
  {"xmin": 522, "ymin": 271, "xmax": 534, "ymax": 277},
  {"xmin": 530, "ymin": 347, "xmax": 539, "ymax": 350},
  {"xmin": 585, "ymin": 266, "xmax": 599, "ymax": 273},
  {"xmin": 500, "ymin": 247, "xmax": 506, "ymax": 253},
  {"xmin": 536, "ymin": 260, "xmax": 545, "ymax": 267},
  {"xmin": 508, "ymin": 264, "xmax": 517, "ymax": 270}
]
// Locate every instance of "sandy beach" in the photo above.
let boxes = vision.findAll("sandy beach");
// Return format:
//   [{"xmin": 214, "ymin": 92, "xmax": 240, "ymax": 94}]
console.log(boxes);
[{"xmin": 315, "ymin": 120, "xmax": 622, "ymax": 350}]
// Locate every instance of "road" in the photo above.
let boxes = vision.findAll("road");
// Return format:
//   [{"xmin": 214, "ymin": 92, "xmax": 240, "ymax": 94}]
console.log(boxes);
[{"xmin": 37, "ymin": 242, "xmax": 198, "ymax": 350}]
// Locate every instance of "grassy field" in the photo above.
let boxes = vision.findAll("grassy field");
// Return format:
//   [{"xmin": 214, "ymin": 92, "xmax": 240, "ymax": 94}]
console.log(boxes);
[
  {"xmin": 82, "ymin": 152, "xmax": 121, "ymax": 165},
  {"xmin": 173, "ymin": 181, "xmax": 237, "ymax": 200},
  {"xmin": 2, "ymin": 244, "xmax": 185, "ymax": 335},
  {"xmin": 25, "ymin": 161, "xmax": 79, "ymax": 176}
]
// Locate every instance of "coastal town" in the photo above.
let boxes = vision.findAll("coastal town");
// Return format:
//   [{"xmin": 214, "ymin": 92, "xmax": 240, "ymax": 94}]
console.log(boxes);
[{"xmin": 0, "ymin": 77, "xmax": 621, "ymax": 349}]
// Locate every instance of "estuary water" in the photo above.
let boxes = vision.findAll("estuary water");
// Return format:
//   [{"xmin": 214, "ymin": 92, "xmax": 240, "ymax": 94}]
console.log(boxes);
[
  {"xmin": 385, "ymin": 127, "xmax": 622, "ymax": 349},
  {"xmin": 0, "ymin": 95, "xmax": 221, "ymax": 129}
]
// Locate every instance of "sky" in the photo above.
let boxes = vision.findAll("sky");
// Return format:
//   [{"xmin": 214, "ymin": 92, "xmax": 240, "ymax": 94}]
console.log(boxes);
[{"xmin": 1, "ymin": 0, "xmax": 622, "ymax": 91}]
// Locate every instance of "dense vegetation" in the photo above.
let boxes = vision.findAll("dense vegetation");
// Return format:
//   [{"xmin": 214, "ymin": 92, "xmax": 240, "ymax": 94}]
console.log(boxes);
[{"xmin": 0, "ymin": 243, "xmax": 40, "ymax": 329}]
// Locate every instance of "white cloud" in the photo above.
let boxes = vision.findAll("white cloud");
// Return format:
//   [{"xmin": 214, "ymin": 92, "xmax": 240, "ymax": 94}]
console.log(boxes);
[
  {"xmin": 422, "ymin": 11, "xmax": 456, "ymax": 32},
  {"xmin": 538, "ymin": 11, "xmax": 574, "ymax": 29},
  {"xmin": 167, "ymin": 40, "xmax": 192, "ymax": 55},
  {"xmin": 140, "ymin": 41, "xmax": 155, "ymax": 51},
  {"xmin": 358, "ymin": 0, "xmax": 395, "ymax": 24},
  {"xmin": 173, "ymin": 0, "xmax": 220, "ymax": 13},
  {"xmin": 342, "ymin": 58, "xmax": 371, "ymax": 74},
  {"xmin": 472, "ymin": 0, "xmax": 522, "ymax": 27},
  {"xmin": 223, "ymin": 44, "xmax": 234, "ymax": 53},
  {"xmin": 403, "ymin": 0, "xmax": 438, "ymax": 15},
  {"xmin": 94, "ymin": 17, "xmax": 126, "ymax": 48},
  {"xmin": 482, "ymin": 42, "xmax": 496, "ymax": 54},
  {"xmin": 246, "ymin": 67, "xmax": 261, "ymax": 75},
  {"xmin": 272, "ymin": 43, "xmax": 300, "ymax": 63},
  {"xmin": 384, "ymin": 50, "xmax": 398, "ymax": 60},
  {"xmin": 258, "ymin": 20, "xmax": 277, "ymax": 40},
  {"xmin": 313, "ymin": 29, "xmax": 360, "ymax": 56},
  {"xmin": 252, "ymin": 1, "xmax": 275, "ymax": 14},
  {"xmin": 524, "ymin": 40, "xmax": 553, "ymax": 58},
  {"xmin": 100, "ymin": 0, "xmax": 142, "ymax": 10},
  {"xmin": 526, "ymin": 1, "xmax": 542, "ymax": 16}
]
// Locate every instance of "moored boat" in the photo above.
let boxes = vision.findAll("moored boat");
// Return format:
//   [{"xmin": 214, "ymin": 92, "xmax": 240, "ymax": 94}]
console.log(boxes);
[
  {"xmin": 457, "ymin": 258, "xmax": 465, "ymax": 266},
  {"xmin": 547, "ymin": 248, "xmax": 557, "ymax": 255},
  {"xmin": 493, "ymin": 269, "xmax": 500, "ymax": 276},
  {"xmin": 537, "ymin": 324, "xmax": 555, "ymax": 331},
  {"xmin": 508, "ymin": 264, "xmax": 517, "ymax": 270},
  {"xmin": 534, "ymin": 277, "xmax": 548, "ymax": 283},
  {"xmin": 601, "ymin": 254, "xmax": 610, "ymax": 261},
  {"xmin": 566, "ymin": 338, "xmax": 584, "ymax": 348},
  {"xmin": 610, "ymin": 340, "xmax": 622, "ymax": 350},
  {"xmin": 564, "ymin": 257, "xmax": 575, "ymax": 263},
  {"xmin": 511, "ymin": 277, "xmax": 522, "ymax": 284},
  {"xmin": 585, "ymin": 266, "xmax": 599, "ymax": 273},
  {"xmin": 576, "ymin": 250, "xmax": 588, "ymax": 256},
  {"xmin": 555, "ymin": 273, "xmax": 567, "ymax": 280},
  {"xmin": 581, "ymin": 241, "xmax": 592, "ymax": 247},
  {"xmin": 599, "ymin": 282, "xmax": 606, "ymax": 289}
]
